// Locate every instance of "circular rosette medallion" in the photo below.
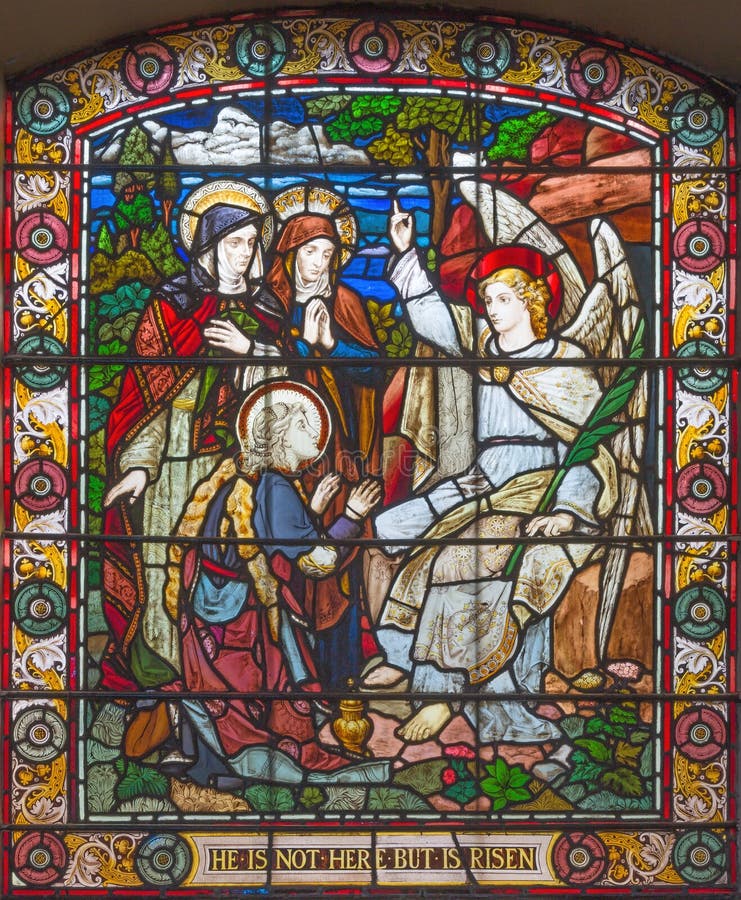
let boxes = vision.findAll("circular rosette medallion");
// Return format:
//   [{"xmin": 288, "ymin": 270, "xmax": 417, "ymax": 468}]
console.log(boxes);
[
  {"xmin": 676, "ymin": 462, "xmax": 726, "ymax": 516},
  {"xmin": 123, "ymin": 41, "xmax": 177, "ymax": 95},
  {"xmin": 675, "ymin": 707, "xmax": 726, "ymax": 761},
  {"xmin": 672, "ymin": 831, "xmax": 726, "ymax": 884},
  {"xmin": 135, "ymin": 834, "xmax": 192, "ymax": 886},
  {"xmin": 460, "ymin": 26, "xmax": 511, "ymax": 79},
  {"xmin": 14, "ymin": 707, "xmax": 67, "ymax": 763},
  {"xmin": 670, "ymin": 92, "xmax": 725, "ymax": 148},
  {"xmin": 673, "ymin": 220, "xmax": 725, "ymax": 274},
  {"xmin": 674, "ymin": 585, "xmax": 726, "ymax": 640},
  {"xmin": 553, "ymin": 832, "xmax": 607, "ymax": 885},
  {"xmin": 235, "ymin": 24, "xmax": 287, "ymax": 77},
  {"xmin": 17, "ymin": 82, "xmax": 71, "ymax": 135},
  {"xmin": 348, "ymin": 22, "xmax": 400, "ymax": 74},
  {"xmin": 16, "ymin": 212, "xmax": 68, "ymax": 266},
  {"xmin": 15, "ymin": 459, "xmax": 68, "ymax": 514},
  {"xmin": 14, "ymin": 833, "xmax": 67, "ymax": 886},
  {"xmin": 16, "ymin": 333, "xmax": 67, "ymax": 392},
  {"xmin": 568, "ymin": 47, "xmax": 622, "ymax": 100},
  {"xmin": 14, "ymin": 581, "xmax": 67, "ymax": 637},
  {"xmin": 676, "ymin": 339, "xmax": 727, "ymax": 395}
]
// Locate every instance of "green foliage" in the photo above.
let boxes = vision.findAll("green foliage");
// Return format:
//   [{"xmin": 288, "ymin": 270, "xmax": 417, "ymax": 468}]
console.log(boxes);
[
  {"xmin": 89, "ymin": 251, "xmax": 158, "ymax": 294},
  {"xmin": 88, "ymin": 363, "xmax": 124, "ymax": 392},
  {"xmin": 393, "ymin": 758, "xmax": 446, "ymax": 795},
  {"xmin": 386, "ymin": 322, "xmax": 413, "ymax": 358},
  {"xmin": 87, "ymin": 428, "xmax": 106, "ymax": 477},
  {"xmin": 574, "ymin": 738, "xmax": 612, "ymax": 762},
  {"xmin": 368, "ymin": 125, "xmax": 415, "ymax": 166},
  {"xmin": 97, "ymin": 281, "xmax": 151, "ymax": 319},
  {"xmin": 367, "ymin": 300, "xmax": 395, "ymax": 344},
  {"xmin": 113, "ymin": 125, "xmax": 156, "ymax": 194},
  {"xmin": 298, "ymin": 786, "xmax": 325, "ymax": 809},
  {"xmin": 98, "ymin": 338, "xmax": 127, "ymax": 356},
  {"xmin": 156, "ymin": 137, "xmax": 179, "ymax": 202},
  {"xmin": 87, "ymin": 763, "xmax": 118, "ymax": 813},
  {"xmin": 141, "ymin": 222, "xmax": 186, "ymax": 278},
  {"xmin": 396, "ymin": 96, "xmax": 485, "ymax": 140},
  {"xmin": 87, "ymin": 474, "xmax": 106, "ymax": 515},
  {"xmin": 487, "ymin": 110, "xmax": 557, "ymax": 161},
  {"xmin": 113, "ymin": 758, "xmax": 168, "ymax": 801},
  {"xmin": 480, "ymin": 756, "xmax": 532, "ymax": 811},
  {"xmin": 325, "ymin": 94, "xmax": 402, "ymax": 142},
  {"xmin": 305, "ymin": 95, "xmax": 350, "ymax": 118},
  {"xmin": 113, "ymin": 192, "xmax": 155, "ymax": 232},
  {"xmin": 98, "ymin": 311, "xmax": 141, "ymax": 345},
  {"xmin": 97, "ymin": 223, "xmax": 114, "ymax": 256},
  {"xmin": 367, "ymin": 787, "xmax": 430, "ymax": 811},
  {"xmin": 244, "ymin": 784, "xmax": 294, "ymax": 811},
  {"xmin": 561, "ymin": 699, "xmax": 652, "ymax": 806},
  {"xmin": 88, "ymin": 393, "xmax": 113, "ymax": 431},
  {"xmin": 443, "ymin": 778, "xmax": 478, "ymax": 805},
  {"xmin": 610, "ymin": 703, "xmax": 639, "ymax": 725}
]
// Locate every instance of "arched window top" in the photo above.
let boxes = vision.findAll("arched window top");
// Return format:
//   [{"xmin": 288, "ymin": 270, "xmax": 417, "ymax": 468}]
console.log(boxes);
[
  {"xmin": 4, "ymin": 11, "xmax": 737, "ymax": 898},
  {"xmin": 10, "ymin": 13, "xmax": 735, "ymax": 153}
]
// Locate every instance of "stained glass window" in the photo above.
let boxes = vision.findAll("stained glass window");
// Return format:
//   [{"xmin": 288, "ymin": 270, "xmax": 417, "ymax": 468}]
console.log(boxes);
[{"xmin": 3, "ymin": 11, "xmax": 737, "ymax": 895}]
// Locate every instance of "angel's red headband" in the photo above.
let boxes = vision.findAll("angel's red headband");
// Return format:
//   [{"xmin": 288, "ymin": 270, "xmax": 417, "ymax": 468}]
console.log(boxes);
[{"xmin": 464, "ymin": 246, "xmax": 562, "ymax": 319}]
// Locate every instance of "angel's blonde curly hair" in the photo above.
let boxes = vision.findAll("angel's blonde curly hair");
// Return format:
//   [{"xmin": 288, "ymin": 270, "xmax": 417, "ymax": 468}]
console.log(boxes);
[{"xmin": 478, "ymin": 266, "xmax": 551, "ymax": 340}]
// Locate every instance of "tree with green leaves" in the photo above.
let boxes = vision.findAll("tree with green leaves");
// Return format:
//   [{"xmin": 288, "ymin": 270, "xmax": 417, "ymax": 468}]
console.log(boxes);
[
  {"xmin": 97, "ymin": 222, "xmax": 114, "ymax": 256},
  {"xmin": 113, "ymin": 125, "xmax": 156, "ymax": 249},
  {"xmin": 308, "ymin": 94, "xmax": 555, "ymax": 248}
]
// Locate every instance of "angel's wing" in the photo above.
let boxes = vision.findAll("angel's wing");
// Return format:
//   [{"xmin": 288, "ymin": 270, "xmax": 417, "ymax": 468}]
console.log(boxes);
[
  {"xmin": 570, "ymin": 219, "xmax": 652, "ymax": 658},
  {"xmin": 456, "ymin": 178, "xmax": 586, "ymax": 324}
]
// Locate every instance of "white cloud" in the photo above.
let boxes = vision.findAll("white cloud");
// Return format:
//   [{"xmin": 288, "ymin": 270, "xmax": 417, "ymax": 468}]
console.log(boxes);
[{"xmin": 96, "ymin": 106, "xmax": 368, "ymax": 167}]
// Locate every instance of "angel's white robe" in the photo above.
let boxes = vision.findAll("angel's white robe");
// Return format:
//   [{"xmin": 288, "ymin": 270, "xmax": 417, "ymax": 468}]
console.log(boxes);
[{"xmin": 374, "ymin": 249, "xmax": 617, "ymax": 742}]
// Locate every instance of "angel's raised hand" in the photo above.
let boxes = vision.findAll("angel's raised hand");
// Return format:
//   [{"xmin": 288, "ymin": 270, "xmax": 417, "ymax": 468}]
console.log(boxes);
[{"xmin": 389, "ymin": 198, "xmax": 414, "ymax": 254}]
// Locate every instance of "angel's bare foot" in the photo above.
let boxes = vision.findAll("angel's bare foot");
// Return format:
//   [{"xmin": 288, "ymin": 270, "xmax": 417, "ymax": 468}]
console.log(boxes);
[
  {"xmin": 396, "ymin": 703, "xmax": 452, "ymax": 743},
  {"xmin": 361, "ymin": 664, "xmax": 405, "ymax": 688}
]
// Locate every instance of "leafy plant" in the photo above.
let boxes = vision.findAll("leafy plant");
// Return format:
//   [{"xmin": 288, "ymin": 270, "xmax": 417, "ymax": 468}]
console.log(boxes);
[
  {"xmin": 386, "ymin": 323, "xmax": 413, "ymax": 358},
  {"xmin": 114, "ymin": 758, "xmax": 169, "ymax": 801},
  {"xmin": 244, "ymin": 784, "xmax": 294, "ymax": 811},
  {"xmin": 562, "ymin": 698, "xmax": 652, "ymax": 804},
  {"xmin": 439, "ymin": 744, "xmax": 479, "ymax": 804},
  {"xmin": 299, "ymin": 786, "xmax": 325, "ymax": 809},
  {"xmin": 480, "ymin": 756, "xmax": 532, "ymax": 811}
]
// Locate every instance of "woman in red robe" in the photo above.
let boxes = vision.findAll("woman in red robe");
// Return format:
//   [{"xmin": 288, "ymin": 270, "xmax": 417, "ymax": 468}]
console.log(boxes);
[{"xmin": 101, "ymin": 197, "xmax": 285, "ymax": 691}]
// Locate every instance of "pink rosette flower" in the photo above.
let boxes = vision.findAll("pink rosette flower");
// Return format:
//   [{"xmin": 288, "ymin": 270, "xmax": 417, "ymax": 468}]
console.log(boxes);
[{"xmin": 443, "ymin": 743, "xmax": 476, "ymax": 760}]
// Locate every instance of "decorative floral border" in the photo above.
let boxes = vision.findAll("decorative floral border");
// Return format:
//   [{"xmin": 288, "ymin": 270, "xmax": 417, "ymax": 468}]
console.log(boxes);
[{"xmin": 3, "ymin": 11, "xmax": 736, "ymax": 893}]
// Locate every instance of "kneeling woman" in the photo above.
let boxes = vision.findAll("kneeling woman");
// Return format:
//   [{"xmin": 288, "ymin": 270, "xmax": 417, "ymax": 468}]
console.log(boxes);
[{"xmin": 166, "ymin": 380, "xmax": 386, "ymax": 787}]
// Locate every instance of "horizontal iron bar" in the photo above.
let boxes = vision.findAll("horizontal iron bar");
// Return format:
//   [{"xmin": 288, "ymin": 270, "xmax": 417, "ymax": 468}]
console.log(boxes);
[
  {"xmin": 5, "ymin": 160, "xmax": 741, "ymax": 175},
  {"xmin": 4, "ymin": 354, "xmax": 738, "ymax": 368},
  {"xmin": 0, "ymin": 821, "xmax": 736, "ymax": 833},
  {"xmin": 0, "ymin": 690, "xmax": 736, "ymax": 702},
  {"xmin": 2, "ymin": 532, "xmax": 732, "ymax": 546}
]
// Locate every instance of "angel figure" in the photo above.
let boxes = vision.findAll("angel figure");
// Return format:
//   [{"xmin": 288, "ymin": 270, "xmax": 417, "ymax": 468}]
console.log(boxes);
[{"xmin": 368, "ymin": 186, "xmax": 650, "ymax": 769}]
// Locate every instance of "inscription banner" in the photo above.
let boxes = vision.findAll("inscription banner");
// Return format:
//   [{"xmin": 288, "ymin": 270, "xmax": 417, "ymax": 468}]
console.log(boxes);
[{"xmin": 187, "ymin": 832, "xmax": 554, "ymax": 887}]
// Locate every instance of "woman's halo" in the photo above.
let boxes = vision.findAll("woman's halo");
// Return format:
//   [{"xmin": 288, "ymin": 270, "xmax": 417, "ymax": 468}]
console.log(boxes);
[
  {"xmin": 237, "ymin": 379, "xmax": 332, "ymax": 472},
  {"xmin": 273, "ymin": 183, "xmax": 357, "ymax": 265},
  {"xmin": 179, "ymin": 179, "xmax": 274, "ymax": 253}
]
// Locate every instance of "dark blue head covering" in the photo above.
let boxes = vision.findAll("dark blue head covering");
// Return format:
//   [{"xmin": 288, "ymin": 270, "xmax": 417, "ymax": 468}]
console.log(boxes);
[
  {"xmin": 191, "ymin": 203, "xmax": 264, "ymax": 256},
  {"xmin": 164, "ymin": 202, "xmax": 265, "ymax": 309}
]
